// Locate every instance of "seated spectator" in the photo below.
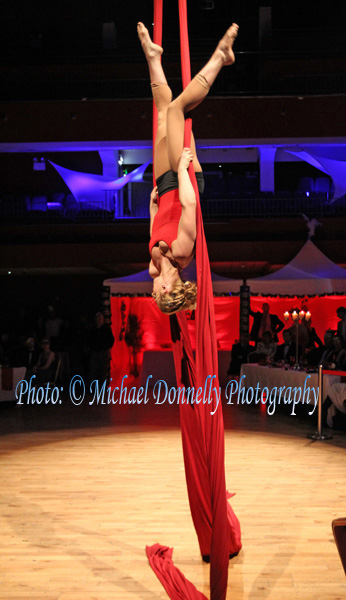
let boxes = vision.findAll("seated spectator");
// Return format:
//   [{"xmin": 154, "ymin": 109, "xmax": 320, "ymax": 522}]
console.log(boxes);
[
  {"xmin": 336, "ymin": 306, "xmax": 346, "ymax": 347},
  {"xmin": 323, "ymin": 383, "xmax": 346, "ymax": 429},
  {"xmin": 33, "ymin": 339, "xmax": 56, "ymax": 384},
  {"xmin": 248, "ymin": 330, "xmax": 277, "ymax": 363},
  {"xmin": 256, "ymin": 331, "xmax": 277, "ymax": 358},
  {"xmin": 275, "ymin": 329, "xmax": 300, "ymax": 364},
  {"xmin": 320, "ymin": 331, "xmax": 337, "ymax": 368},
  {"xmin": 307, "ymin": 330, "xmax": 335, "ymax": 368},
  {"xmin": 328, "ymin": 336, "xmax": 346, "ymax": 371},
  {"xmin": 227, "ymin": 333, "xmax": 254, "ymax": 377}
]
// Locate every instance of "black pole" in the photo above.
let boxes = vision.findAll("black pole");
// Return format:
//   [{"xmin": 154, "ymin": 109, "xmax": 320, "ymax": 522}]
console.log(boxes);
[{"xmin": 307, "ymin": 364, "xmax": 333, "ymax": 441}]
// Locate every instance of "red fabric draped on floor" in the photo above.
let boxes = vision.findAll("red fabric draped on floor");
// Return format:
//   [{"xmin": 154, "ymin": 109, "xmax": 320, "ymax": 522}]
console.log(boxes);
[{"xmin": 145, "ymin": 2, "xmax": 241, "ymax": 599}]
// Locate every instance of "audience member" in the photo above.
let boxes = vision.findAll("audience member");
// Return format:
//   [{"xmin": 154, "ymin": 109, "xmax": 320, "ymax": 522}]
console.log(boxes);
[
  {"xmin": 248, "ymin": 330, "xmax": 277, "ymax": 363},
  {"xmin": 336, "ymin": 307, "xmax": 346, "ymax": 347},
  {"xmin": 315, "ymin": 331, "xmax": 335, "ymax": 368},
  {"xmin": 227, "ymin": 332, "xmax": 254, "ymax": 376},
  {"xmin": 249, "ymin": 302, "xmax": 284, "ymax": 343},
  {"xmin": 328, "ymin": 336, "xmax": 346, "ymax": 370},
  {"xmin": 256, "ymin": 331, "xmax": 277, "ymax": 358},
  {"xmin": 87, "ymin": 312, "xmax": 114, "ymax": 385},
  {"xmin": 45, "ymin": 305, "xmax": 64, "ymax": 351},
  {"xmin": 275, "ymin": 329, "xmax": 300, "ymax": 364},
  {"xmin": 24, "ymin": 337, "xmax": 41, "ymax": 369},
  {"xmin": 33, "ymin": 339, "xmax": 56, "ymax": 384},
  {"xmin": 323, "ymin": 383, "xmax": 346, "ymax": 429},
  {"xmin": 68, "ymin": 313, "xmax": 90, "ymax": 379},
  {"xmin": 302, "ymin": 319, "xmax": 323, "ymax": 351}
]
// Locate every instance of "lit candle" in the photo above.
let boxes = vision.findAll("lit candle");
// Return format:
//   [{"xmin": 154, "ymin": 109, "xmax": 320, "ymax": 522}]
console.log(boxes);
[
  {"xmin": 305, "ymin": 311, "xmax": 311, "ymax": 321},
  {"xmin": 299, "ymin": 310, "xmax": 305, "ymax": 320},
  {"xmin": 292, "ymin": 311, "xmax": 298, "ymax": 321},
  {"xmin": 284, "ymin": 311, "xmax": 290, "ymax": 320}
]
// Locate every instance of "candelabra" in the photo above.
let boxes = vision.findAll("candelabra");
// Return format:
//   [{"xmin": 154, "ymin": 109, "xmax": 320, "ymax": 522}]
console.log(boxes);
[{"xmin": 283, "ymin": 309, "xmax": 311, "ymax": 369}]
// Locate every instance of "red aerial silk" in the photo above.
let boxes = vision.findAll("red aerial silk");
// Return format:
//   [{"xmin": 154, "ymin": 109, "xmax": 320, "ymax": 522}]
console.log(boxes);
[
  {"xmin": 152, "ymin": 0, "xmax": 163, "ymax": 186},
  {"xmin": 146, "ymin": 2, "xmax": 242, "ymax": 599}
]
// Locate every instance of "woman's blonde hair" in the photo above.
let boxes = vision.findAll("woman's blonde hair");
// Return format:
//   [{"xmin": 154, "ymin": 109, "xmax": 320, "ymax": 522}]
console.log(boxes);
[{"xmin": 153, "ymin": 278, "xmax": 197, "ymax": 315}]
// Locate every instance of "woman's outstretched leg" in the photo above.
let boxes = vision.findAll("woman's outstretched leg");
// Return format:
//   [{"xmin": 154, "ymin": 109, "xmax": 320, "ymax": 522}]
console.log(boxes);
[
  {"xmin": 166, "ymin": 24, "xmax": 238, "ymax": 172},
  {"xmin": 137, "ymin": 22, "xmax": 172, "ymax": 179}
]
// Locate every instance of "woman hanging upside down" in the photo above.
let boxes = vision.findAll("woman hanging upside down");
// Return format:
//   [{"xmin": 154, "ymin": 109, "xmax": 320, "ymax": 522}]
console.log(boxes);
[{"xmin": 138, "ymin": 21, "xmax": 238, "ymax": 314}]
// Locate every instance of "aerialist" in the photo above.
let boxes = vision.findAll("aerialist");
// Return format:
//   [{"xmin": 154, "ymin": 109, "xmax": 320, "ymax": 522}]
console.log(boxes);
[{"xmin": 138, "ymin": 21, "xmax": 238, "ymax": 314}]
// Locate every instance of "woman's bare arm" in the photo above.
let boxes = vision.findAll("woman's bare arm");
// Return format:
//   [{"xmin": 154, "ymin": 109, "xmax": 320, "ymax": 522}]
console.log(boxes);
[
  {"xmin": 149, "ymin": 186, "xmax": 159, "ymax": 237},
  {"xmin": 149, "ymin": 186, "xmax": 161, "ymax": 278},
  {"xmin": 172, "ymin": 149, "xmax": 196, "ymax": 260}
]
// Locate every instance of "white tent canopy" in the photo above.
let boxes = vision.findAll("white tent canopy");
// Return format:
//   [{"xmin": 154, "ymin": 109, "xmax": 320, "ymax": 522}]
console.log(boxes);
[
  {"xmin": 246, "ymin": 240, "xmax": 346, "ymax": 295},
  {"xmin": 104, "ymin": 241, "xmax": 346, "ymax": 297},
  {"xmin": 104, "ymin": 259, "xmax": 237, "ymax": 295},
  {"xmin": 104, "ymin": 269, "xmax": 153, "ymax": 295}
]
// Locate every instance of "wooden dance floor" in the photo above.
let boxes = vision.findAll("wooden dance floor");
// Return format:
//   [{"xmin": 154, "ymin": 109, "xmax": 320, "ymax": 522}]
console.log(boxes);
[{"xmin": 0, "ymin": 396, "xmax": 345, "ymax": 600}]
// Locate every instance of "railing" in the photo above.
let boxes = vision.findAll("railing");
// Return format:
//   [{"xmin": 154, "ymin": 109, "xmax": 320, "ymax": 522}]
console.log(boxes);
[
  {"xmin": 201, "ymin": 194, "xmax": 346, "ymax": 219},
  {"xmin": 0, "ymin": 197, "xmax": 114, "ymax": 223},
  {"xmin": 1, "ymin": 193, "xmax": 345, "ymax": 224}
]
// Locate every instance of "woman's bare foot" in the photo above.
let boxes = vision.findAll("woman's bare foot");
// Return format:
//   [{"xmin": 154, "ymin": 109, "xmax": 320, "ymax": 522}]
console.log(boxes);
[
  {"xmin": 216, "ymin": 23, "xmax": 239, "ymax": 65},
  {"xmin": 137, "ymin": 22, "xmax": 163, "ymax": 60}
]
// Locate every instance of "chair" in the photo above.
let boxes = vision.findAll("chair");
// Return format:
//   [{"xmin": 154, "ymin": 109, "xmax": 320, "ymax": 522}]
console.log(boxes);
[
  {"xmin": 64, "ymin": 194, "xmax": 80, "ymax": 219},
  {"xmin": 48, "ymin": 357, "xmax": 61, "ymax": 387},
  {"xmin": 31, "ymin": 195, "xmax": 48, "ymax": 211},
  {"xmin": 315, "ymin": 176, "xmax": 331, "ymax": 194},
  {"xmin": 298, "ymin": 176, "xmax": 314, "ymax": 193},
  {"xmin": 51, "ymin": 192, "xmax": 65, "ymax": 204},
  {"xmin": 332, "ymin": 518, "xmax": 346, "ymax": 575}
]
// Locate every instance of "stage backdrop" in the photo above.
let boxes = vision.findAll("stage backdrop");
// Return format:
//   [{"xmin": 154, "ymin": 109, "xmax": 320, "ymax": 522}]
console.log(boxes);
[{"xmin": 109, "ymin": 294, "xmax": 346, "ymax": 387}]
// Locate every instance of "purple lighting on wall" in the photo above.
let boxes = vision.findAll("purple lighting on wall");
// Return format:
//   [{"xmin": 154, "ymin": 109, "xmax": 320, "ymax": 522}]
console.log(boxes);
[
  {"xmin": 49, "ymin": 160, "xmax": 151, "ymax": 208},
  {"xmin": 47, "ymin": 202, "xmax": 63, "ymax": 209},
  {"xmin": 284, "ymin": 147, "xmax": 346, "ymax": 200}
]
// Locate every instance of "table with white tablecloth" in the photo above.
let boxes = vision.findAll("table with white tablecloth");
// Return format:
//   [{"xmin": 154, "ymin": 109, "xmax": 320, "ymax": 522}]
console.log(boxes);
[
  {"xmin": 239, "ymin": 364, "xmax": 340, "ymax": 402},
  {"xmin": 0, "ymin": 367, "xmax": 26, "ymax": 402}
]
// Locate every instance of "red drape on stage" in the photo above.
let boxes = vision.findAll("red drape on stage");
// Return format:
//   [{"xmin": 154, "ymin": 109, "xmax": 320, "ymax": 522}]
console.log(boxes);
[{"xmin": 109, "ymin": 294, "xmax": 346, "ymax": 389}]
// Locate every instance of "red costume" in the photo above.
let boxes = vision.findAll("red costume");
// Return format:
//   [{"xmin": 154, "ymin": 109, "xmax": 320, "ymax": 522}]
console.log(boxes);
[
  {"xmin": 149, "ymin": 170, "xmax": 204, "ymax": 257},
  {"xmin": 149, "ymin": 188, "xmax": 181, "ymax": 256}
]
